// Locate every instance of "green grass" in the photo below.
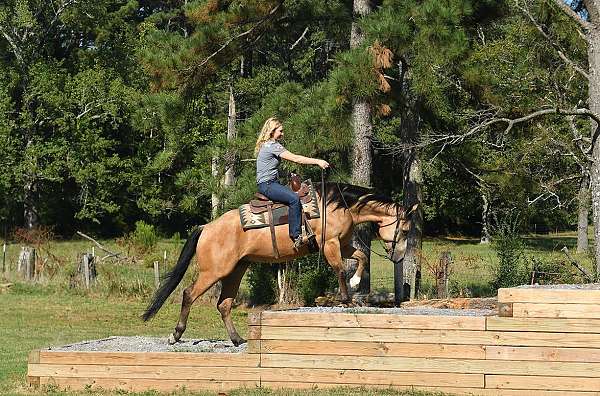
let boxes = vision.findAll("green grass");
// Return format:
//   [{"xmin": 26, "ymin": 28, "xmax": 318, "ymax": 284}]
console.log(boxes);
[{"xmin": 0, "ymin": 231, "xmax": 595, "ymax": 395}]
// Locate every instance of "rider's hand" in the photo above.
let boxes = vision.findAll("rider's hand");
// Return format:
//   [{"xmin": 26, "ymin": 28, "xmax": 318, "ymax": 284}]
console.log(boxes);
[{"xmin": 317, "ymin": 159, "xmax": 330, "ymax": 169}]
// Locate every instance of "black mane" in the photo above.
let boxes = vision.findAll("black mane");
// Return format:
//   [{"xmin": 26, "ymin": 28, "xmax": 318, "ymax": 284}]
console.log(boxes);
[{"xmin": 314, "ymin": 182, "xmax": 399, "ymax": 212}]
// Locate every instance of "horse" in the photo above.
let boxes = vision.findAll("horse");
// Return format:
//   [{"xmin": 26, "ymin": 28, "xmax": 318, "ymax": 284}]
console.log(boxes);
[{"xmin": 142, "ymin": 182, "xmax": 417, "ymax": 346}]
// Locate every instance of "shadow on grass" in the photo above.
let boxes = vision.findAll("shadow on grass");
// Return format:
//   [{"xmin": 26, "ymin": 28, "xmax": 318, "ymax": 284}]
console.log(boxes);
[
  {"xmin": 522, "ymin": 234, "xmax": 578, "ymax": 252},
  {"xmin": 426, "ymin": 236, "xmax": 480, "ymax": 245}
]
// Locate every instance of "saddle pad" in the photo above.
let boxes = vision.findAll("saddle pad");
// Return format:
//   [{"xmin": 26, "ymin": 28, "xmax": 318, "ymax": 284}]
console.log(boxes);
[{"xmin": 239, "ymin": 184, "xmax": 320, "ymax": 230}]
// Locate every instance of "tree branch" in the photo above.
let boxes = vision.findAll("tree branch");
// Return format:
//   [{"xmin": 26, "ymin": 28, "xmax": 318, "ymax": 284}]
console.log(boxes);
[
  {"xmin": 290, "ymin": 26, "xmax": 309, "ymax": 50},
  {"xmin": 0, "ymin": 25, "xmax": 25, "ymax": 66},
  {"xmin": 550, "ymin": 0, "xmax": 594, "ymax": 30},
  {"xmin": 517, "ymin": 0, "xmax": 589, "ymax": 78},
  {"xmin": 184, "ymin": 1, "xmax": 282, "ymax": 77},
  {"xmin": 76, "ymin": 231, "xmax": 125, "ymax": 261}
]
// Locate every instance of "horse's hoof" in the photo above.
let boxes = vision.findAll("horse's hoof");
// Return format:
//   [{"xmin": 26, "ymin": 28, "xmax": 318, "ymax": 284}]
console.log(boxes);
[
  {"xmin": 168, "ymin": 333, "xmax": 178, "ymax": 345},
  {"xmin": 231, "ymin": 337, "xmax": 247, "ymax": 347}
]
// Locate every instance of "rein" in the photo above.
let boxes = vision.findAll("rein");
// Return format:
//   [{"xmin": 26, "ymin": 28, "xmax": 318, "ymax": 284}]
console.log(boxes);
[
  {"xmin": 332, "ymin": 181, "xmax": 402, "ymax": 263},
  {"xmin": 317, "ymin": 168, "xmax": 326, "ymax": 267}
]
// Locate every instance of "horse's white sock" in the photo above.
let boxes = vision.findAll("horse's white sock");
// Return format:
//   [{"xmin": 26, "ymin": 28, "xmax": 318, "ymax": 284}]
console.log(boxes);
[{"xmin": 349, "ymin": 274, "xmax": 361, "ymax": 289}]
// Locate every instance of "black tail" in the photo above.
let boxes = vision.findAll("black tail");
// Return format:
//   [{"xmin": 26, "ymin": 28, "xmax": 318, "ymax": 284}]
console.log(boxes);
[{"xmin": 142, "ymin": 227, "xmax": 203, "ymax": 321}]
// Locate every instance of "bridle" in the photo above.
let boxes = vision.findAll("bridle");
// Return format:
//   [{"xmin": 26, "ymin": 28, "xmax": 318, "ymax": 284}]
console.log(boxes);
[
  {"xmin": 377, "ymin": 206, "xmax": 404, "ymax": 261},
  {"xmin": 333, "ymin": 182, "xmax": 405, "ymax": 262}
]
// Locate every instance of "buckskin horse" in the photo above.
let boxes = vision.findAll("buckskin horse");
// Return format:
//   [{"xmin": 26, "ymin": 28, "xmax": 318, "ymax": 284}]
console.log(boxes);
[{"xmin": 142, "ymin": 182, "xmax": 417, "ymax": 346}]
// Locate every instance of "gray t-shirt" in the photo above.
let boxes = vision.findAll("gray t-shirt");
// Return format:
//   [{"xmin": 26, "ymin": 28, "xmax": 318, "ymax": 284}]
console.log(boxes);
[{"xmin": 256, "ymin": 141, "xmax": 287, "ymax": 183}]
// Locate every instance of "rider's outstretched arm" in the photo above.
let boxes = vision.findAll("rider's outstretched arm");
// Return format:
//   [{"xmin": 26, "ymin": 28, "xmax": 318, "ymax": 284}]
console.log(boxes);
[{"xmin": 280, "ymin": 151, "xmax": 329, "ymax": 169}]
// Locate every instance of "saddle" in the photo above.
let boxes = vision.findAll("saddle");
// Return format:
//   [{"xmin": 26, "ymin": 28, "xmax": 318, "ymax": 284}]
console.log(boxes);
[
  {"xmin": 239, "ymin": 178, "xmax": 320, "ymax": 258},
  {"xmin": 249, "ymin": 183, "xmax": 313, "ymax": 214}
]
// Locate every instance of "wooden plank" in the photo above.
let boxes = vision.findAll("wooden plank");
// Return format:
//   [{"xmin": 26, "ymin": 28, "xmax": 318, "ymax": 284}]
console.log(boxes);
[
  {"xmin": 260, "ymin": 340, "xmax": 485, "ymax": 359},
  {"xmin": 513, "ymin": 303, "xmax": 600, "ymax": 319},
  {"xmin": 260, "ymin": 311, "xmax": 487, "ymax": 330},
  {"xmin": 259, "ymin": 368, "xmax": 484, "ymax": 387},
  {"xmin": 261, "ymin": 382, "xmax": 600, "ymax": 395},
  {"xmin": 38, "ymin": 377, "xmax": 258, "ymax": 392},
  {"xmin": 499, "ymin": 302, "xmax": 514, "ymax": 317},
  {"xmin": 27, "ymin": 376, "xmax": 40, "ymax": 387},
  {"xmin": 247, "ymin": 312, "xmax": 261, "ymax": 326},
  {"xmin": 487, "ymin": 316, "xmax": 600, "ymax": 333},
  {"xmin": 37, "ymin": 351, "xmax": 259, "ymax": 367},
  {"xmin": 247, "ymin": 340, "xmax": 260, "ymax": 354},
  {"xmin": 29, "ymin": 364, "xmax": 261, "ymax": 380},
  {"xmin": 487, "ymin": 375, "xmax": 600, "ymax": 391},
  {"xmin": 28, "ymin": 350, "xmax": 40, "ymax": 364},
  {"xmin": 499, "ymin": 288, "xmax": 600, "ymax": 304},
  {"xmin": 248, "ymin": 326, "xmax": 261, "ymax": 340},
  {"xmin": 260, "ymin": 353, "xmax": 600, "ymax": 377},
  {"xmin": 486, "ymin": 345, "xmax": 600, "ymax": 362},
  {"xmin": 258, "ymin": 326, "xmax": 600, "ymax": 347}
]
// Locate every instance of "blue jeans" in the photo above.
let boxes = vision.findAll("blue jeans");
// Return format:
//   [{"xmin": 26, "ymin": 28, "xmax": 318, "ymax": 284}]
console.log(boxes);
[{"xmin": 257, "ymin": 180, "xmax": 301, "ymax": 239}]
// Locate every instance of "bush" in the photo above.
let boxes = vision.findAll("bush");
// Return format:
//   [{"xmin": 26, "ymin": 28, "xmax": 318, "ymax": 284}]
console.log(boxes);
[
  {"xmin": 296, "ymin": 255, "xmax": 337, "ymax": 305},
  {"xmin": 131, "ymin": 221, "xmax": 158, "ymax": 253},
  {"xmin": 246, "ymin": 264, "xmax": 277, "ymax": 306},
  {"xmin": 491, "ymin": 213, "xmax": 528, "ymax": 289},
  {"xmin": 526, "ymin": 256, "xmax": 582, "ymax": 285}
]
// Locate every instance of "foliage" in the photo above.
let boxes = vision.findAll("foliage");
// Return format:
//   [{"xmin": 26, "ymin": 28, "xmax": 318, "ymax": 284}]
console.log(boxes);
[
  {"xmin": 246, "ymin": 264, "xmax": 277, "ymax": 306},
  {"xmin": 296, "ymin": 255, "xmax": 338, "ymax": 305},
  {"xmin": 491, "ymin": 212, "xmax": 529, "ymax": 289},
  {"xmin": 0, "ymin": 0, "xmax": 591, "ymax": 248},
  {"xmin": 132, "ymin": 220, "xmax": 159, "ymax": 252}
]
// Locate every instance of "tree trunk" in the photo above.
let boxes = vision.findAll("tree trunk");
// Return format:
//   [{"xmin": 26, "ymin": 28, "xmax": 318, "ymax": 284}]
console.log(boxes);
[
  {"xmin": 577, "ymin": 172, "xmax": 590, "ymax": 253},
  {"xmin": 224, "ymin": 85, "xmax": 236, "ymax": 189},
  {"xmin": 402, "ymin": 149, "xmax": 423, "ymax": 300},
  {"xmin": 480, "ymin": 188, "xmax": 491, "ymax": 244},
  {"xmin": 23, "ymin": 139, "xmax": 38, "ymax": 229},
  {"xmin": 211, "ymin": 155, "xmax": 220, "ymax": 219},
  {"xmin": 588, "ymin": 25, "xmax": 600, "ymax": 276},
  {"xmin": 399, "ymin": 58, "xmax": 422, "ymax": 301},
  {"xmin": 349, "ymin": 0, "xmax": 373, "ymax": 295}
]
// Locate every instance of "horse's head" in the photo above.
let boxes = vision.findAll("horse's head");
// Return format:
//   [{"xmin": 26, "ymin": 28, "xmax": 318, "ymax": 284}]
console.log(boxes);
[{"xmin": 375, "ymin": 204, "xmax": 418, "ymax": 262}]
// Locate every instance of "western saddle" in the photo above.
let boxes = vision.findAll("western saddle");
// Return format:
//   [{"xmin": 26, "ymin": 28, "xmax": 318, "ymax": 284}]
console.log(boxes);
[{"xmin": 249, "ymin": 174, "xmax": 317, "ymax": 257}]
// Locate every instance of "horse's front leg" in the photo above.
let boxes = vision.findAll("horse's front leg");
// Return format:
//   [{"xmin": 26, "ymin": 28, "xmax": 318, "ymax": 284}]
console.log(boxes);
[
  {"xmin": 341, "ymin": 244, "xmax": 368, "ymax": 290},
  {"xmin": 323, "ymin": 239, "xmax": 350, "ymax": 302}
]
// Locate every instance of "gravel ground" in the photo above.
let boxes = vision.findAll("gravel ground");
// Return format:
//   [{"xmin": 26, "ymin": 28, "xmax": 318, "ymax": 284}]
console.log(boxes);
[
  {"xmin": 49, "ymin": 336, "xmax": 247, "ymax": 353},
  {"xmin": 516, "ymin": 283, "xmax": 600, "ymax": 289},
  {"xmin": 292, "ymin": 306, "xmax": 495, "ymax": 316}
]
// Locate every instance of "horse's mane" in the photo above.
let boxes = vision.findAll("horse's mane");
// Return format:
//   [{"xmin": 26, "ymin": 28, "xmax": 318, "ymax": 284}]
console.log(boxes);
[{"xmin": 314, "ymin": 182, "xmax": 399, "ymax": 212}]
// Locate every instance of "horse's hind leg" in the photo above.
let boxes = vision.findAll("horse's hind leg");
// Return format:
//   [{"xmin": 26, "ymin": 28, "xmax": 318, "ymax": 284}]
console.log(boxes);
[
  {"xmin": 169, "ymin": 269, "xmax": 218, "ymax": 344},
  {"xmin": 217, "ymin": 261, "xmax": 250, "ymax": 346}
]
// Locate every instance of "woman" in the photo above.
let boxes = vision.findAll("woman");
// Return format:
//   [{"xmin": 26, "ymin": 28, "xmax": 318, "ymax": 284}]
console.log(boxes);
[{"xmin": 255, "ymin": 117, "xmax": 329, "ymax": 249}]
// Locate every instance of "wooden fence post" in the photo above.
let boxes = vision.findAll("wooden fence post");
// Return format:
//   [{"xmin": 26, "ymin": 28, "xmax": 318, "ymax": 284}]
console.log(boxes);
[
  {"xmin": 83, "ymin": 254, "xmax": 91, "ymax": 289},
  {"xmin": 153, "ymin": 261, "xmax": 160, "ymax": 289},
  {"xmin": 18, "ymin": 247, "xmax": 35, "ymax": 281},
  {"xmin": 79, "ymin": 253, "xmax": 97, "ymax": 288},
  {"xmin": 394, "ymin": 259, "xmax": 403, "ymax": 307},
  {"xmin": 2, "ymin": 242, "xmax": 6, "ymax": 274}
]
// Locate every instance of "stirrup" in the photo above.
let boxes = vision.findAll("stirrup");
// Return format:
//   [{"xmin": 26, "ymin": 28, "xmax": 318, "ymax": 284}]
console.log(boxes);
[{"xmin": 293, "ymin": 236, "xmax": 306, "ymax": 250}]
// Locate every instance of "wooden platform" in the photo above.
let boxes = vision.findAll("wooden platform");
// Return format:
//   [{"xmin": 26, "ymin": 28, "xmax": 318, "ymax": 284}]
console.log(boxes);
[{"xmin": 28, "ymin": 286, "xmax": 600, "ymax": 395}]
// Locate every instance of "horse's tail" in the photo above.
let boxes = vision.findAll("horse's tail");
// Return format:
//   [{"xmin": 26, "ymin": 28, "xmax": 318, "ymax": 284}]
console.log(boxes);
[{"xmin": 142, "ymin": 227, "xmax": 203, "ymax": 321}]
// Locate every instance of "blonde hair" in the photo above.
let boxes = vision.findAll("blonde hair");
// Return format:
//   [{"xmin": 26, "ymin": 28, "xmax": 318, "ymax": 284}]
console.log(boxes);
[{"xmin": 254, "ymin": 117, "xmax": 282, "ymax": 156}]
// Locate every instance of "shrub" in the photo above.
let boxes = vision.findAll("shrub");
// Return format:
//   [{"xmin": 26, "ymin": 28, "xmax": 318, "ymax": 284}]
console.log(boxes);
[
  {"xmin": 526, "ymin": 256, "xmax": 582, "ymax": 285},
  {"xmin": 491, "ymin": 213, "xmax": 528, "ymax": 289},
  {"xmin": 131, "ymin": 221, "xmax": 158, "ymax": 254},
  {"xmin": 296, "ymin": 255, "xmax": 337, "ymax": 305},
  {"xmin": 246, "ymin": 264, "xmax": 277, "ymax": 306}
]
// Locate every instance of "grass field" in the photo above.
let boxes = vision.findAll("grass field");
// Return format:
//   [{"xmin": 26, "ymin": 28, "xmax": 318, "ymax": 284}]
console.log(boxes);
[{"xmin": 0, "ymin": 230, "xmax": 595, "ymax": 395}]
